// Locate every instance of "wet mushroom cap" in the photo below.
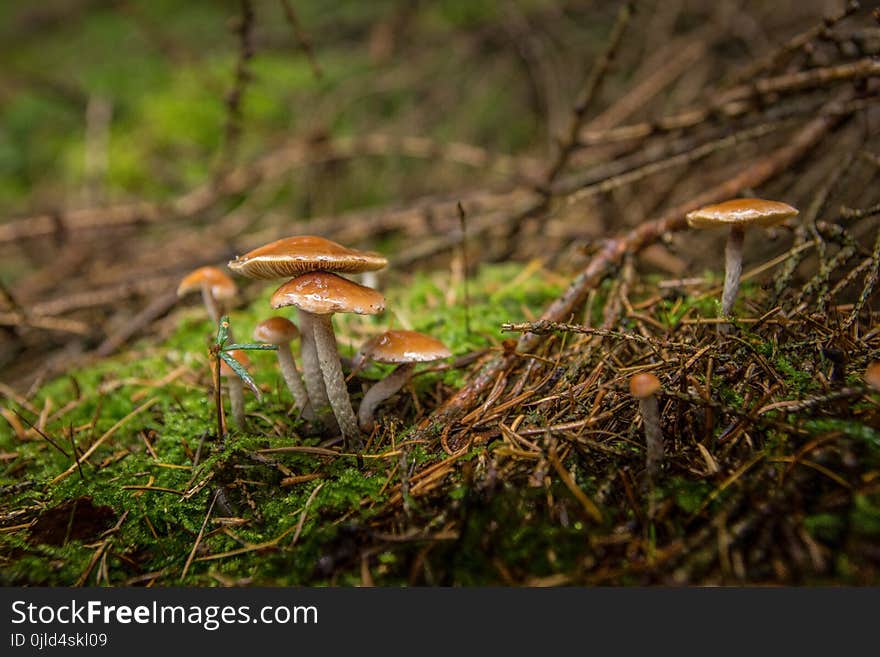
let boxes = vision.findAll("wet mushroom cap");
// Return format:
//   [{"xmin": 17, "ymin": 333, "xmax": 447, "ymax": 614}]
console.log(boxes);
[
  {"xmin": 630, "ymin": 373, "xmax": 661, "ymax": 399},
  {"xmin": 253, "ymin": 316, "xmax": 299, "ymax": 344},
  {"xmin": 220, "ymin": 350, "xmax": 252, "ymax": 376},
  {"xmin": 228, "ymin": 235, "xmax": 388, "ymax": 280},
  {"xmin": 177, "ymin": 266, "xmax": 237, "ymax": 300},
  {"xmin": 865, "ymin": 362, "xmax": 880, "ymax": 392},
  {"xmin": 358, "ymin": 330, "xmax": 451, "ymax": 364},
  {"xmin": 270, "ymin": 272, "xmax": 386, "ymax": 315},
  {"xmin": 686, "ymin": 198, "xmax": 798, "ymax": 229}
]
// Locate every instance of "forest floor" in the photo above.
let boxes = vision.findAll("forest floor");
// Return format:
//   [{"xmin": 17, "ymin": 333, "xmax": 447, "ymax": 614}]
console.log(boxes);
[{"xmin": 1, "ymin": 0, "xmax": 879, "ymax": 585}]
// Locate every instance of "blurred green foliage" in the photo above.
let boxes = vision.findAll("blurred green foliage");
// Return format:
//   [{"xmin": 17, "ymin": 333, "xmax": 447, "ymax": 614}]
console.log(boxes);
[{"xmin": 0, "ymin": 0, "xmax": 554, "ymax": 211}]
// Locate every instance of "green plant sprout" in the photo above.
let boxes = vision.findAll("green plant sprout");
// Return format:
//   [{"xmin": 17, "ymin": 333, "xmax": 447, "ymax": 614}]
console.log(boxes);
[{"xmin": 210, "ymin": 315, "xmax": 277, "ymax": 437}]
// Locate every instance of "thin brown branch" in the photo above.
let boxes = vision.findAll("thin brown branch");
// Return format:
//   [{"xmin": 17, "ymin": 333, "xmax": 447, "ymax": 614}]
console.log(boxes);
[
  {"xmin": 541, "ymin": 0, "xmax": 636, "ymax": 187},
  {"xmin": 220, "ymin": 0, "xmax": 255, "ymax": 166},
  {"xmin": 0, "ymin": 135, "xmax": 538, "ymax": 245},
  {"xmin": 278, "ymin": 0, "xmax": 322, "ymax": 79},
  {"xmin": 723, "ymin": 1, "xmax": 861, "ymax": 88},
  {"xmin": 578, "ymin": 59, "xmax": 880, "ymax": 147},
  {"xmin": 425, "ymin": 94, "xmax": 851, "ymax": 430}
]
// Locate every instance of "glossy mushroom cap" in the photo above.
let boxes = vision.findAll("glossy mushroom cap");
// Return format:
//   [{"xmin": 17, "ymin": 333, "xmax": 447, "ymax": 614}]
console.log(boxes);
[
  {"xmin": 630, "ymin": 373, "xmax": 661, "ymax": 399},
  {"xmin": 228, "ymin": 235, "xmax": 388, "ymax": 280},
  {"xmin": 177, "ymin": 266, "xmax": 237, "ymax": 300},
  {"xmin": 865, "ymin": 362, "xmax": 880, "ymax": 392},
  {"xmin": 220, "ymin": 350, "xmax": 252, "ymax": 377},
  {"xmin": 270, "ymin": 272, "xmax": 386, "ymax": 316},
  {"xmin": 686, "ymin": 198, "xmax": 798, "ymax": 229},
  {"xmin": 253, "ymin": 317, "xmax": 299, "ymax": 344},
  {"xmin": 356, "ymin": 330, "xmax": 451, "ymax": 365}
]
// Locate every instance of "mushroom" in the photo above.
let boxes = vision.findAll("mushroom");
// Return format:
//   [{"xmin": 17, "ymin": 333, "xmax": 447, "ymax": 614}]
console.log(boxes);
[
  {"xmin": 354, "ymin": 330, "xmax": 451, "ymax": 432},
  {"xmin": 177, "ymin": 266, "xmax": 237, "ymax": 324},
  {"xmin": 865, "ymin": 361, "xmax": 880, "ymax": 392},
  {"xmin": 629, "ymin": 372, "xmax": 663, "ymax": 479},
  {"xmin": 220, "ymin": 350, "xmax": 251, "ymax": 430},
  {"xmin": 686, "ymin": 198, "xmax": 798, "ymax": 333},
  {"xmin": 253, "ymin": 317, "xmax": 315, "ymax": 422},
  {"xmin": 228, "ymin": 235, "xmax": 387, "ymax": 428},
  {"xmin": 228, "ymin": 235, "xmax": 387, "ymax": 280},
  {"xmin": 271, "ymin": 271, "xmax": 386, "ymax": 449}
]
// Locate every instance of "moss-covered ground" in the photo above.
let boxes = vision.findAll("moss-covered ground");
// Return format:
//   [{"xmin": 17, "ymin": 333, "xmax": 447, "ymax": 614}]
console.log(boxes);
[
  {"xmin": 3, "ymin": 259, "xmax": 879, "ymax": 585},
  {"xmin": 0, "ymin": 262, "xmax": 570, "ymax": 585}
]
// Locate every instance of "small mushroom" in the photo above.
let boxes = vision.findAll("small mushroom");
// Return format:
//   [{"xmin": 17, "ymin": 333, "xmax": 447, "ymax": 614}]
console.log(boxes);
[
  {"xmin": 228, "ymin": 235, "xmax": 388, "ymax": 430},
  {"xmin": 354, "ymin": 330, "xmax": 451, "ymax": 433},
  {"xmin": 177, "ymin": 266, "xmax": 237, "ymax": 324},
  {"xmin": 271, "ymin": 271, "xmax": 386, "ymax": 449},
  {"xmin": 686, "ymin": 198, "xmax": 798, "ymax": 333},
  {"xmin": 865, "ymin": 361, "xmax": 880, "ymax": 392},
  {"xmin": 253, "ymin": 317, "xmax": 315, "ymax": 422},
  {"xmin": 220, "ymin": 350, "xmax": 251, "ymax": 430},
  {"xmin": 629, "ymin": 372, "xmax": 663, "ymax": 479}
]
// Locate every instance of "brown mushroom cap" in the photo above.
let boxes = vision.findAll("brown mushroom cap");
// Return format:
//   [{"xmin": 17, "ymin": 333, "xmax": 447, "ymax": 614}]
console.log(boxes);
[
  {"xmin": 865, "ymin": 362, "xmax": 880, "ymax": 392},
  {"xmin": 220, "ymin": 350, "xmax": 252, "ymax": 377},
  {"xmin": 253, "ymin": 316, "xmax": 299, "ymax": 344},
  {"xmin": 630, "ymin": 372, "xmax": 661, "ymax": 398},
  {"xmin": 177, "ymin": 266, "xmax": 237, "ymax": 300},
  {"xmin": 228, "ymin": 235, "xmax": 388, "ymax": 280},
  {"xmin": 686, "ymin": 198, "xmax": 798, "ymax": 229},
  {"xmin": 270, "ymin": 271, "xmax": 386, "ymax": 316},
  {"xmin": 358, "ymin": 330, "xmax": 452, "ymax": 364}
]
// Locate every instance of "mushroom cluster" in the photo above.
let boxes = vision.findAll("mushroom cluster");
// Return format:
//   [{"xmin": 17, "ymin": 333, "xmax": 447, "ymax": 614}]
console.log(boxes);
[{"xmin": 204, "ymin": 235, "xmax": 452, "ymax": 452}]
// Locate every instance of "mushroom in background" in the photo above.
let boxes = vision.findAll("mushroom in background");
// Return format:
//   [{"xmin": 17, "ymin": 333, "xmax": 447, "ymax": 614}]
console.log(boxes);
[
  {"xmin": 253, "ymin": 317, "xmax": 315, "ymax": 422},
  {"xmin": 865, "ymin": 362, "xmax": 880, "ymax": 393},
  {"xmin": 271, "ymin": 271, "xmax": 386, "ymax": 450},
  {"xmin": 177, "ymin": 266, "xmax": 237, "ymax": 324},
  {"xmin": 354, "ymin": 330, "xmax": 451, "ymax": 433},
  {"xmin": 220, "ymin": 350, "xmax": 251, "ymax": 430},
  {"xmin": 630, "ymin": 372, "xmax": 663, "ymax": 479},
  {"xmin": 686, "ymin": 198, "xmax": 798, "ymax": 334}
]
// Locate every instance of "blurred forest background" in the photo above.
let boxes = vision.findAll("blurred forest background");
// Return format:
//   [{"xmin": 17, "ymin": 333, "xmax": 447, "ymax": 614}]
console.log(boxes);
[{"xmin": 1, "ymin": 0, "xmax": 877, "ymax": 388}]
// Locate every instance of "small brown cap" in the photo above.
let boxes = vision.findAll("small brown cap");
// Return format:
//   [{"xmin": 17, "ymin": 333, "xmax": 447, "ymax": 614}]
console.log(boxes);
[
  {"xmin": 865, "ymin": 362, "xmax": 880, "ymax": 392},
  {"xmin": 686, "ymin": 198, "xmax": 798, "ymax": 229},
  {"xmin": 253, "ymin": 317, "xmax": 299, "ymax": 344},
  {"xmin": 270, "ymin": 272, "xmax": 386, "ymax": 316},
  {"xmin": 356, "ymin": 330, "xmax": 451, "ymax": 365},
  {"xmin": 630, "ymin": 373, "xmax": 661, "ymax": 398},
  {"xmin": 220, "ymin": 350, "xmax": 251, "ymax": 377},
  {"xmin": 228, "ymin": 235, "xmax": 388, "ymax": 279},
  {"xmin": 177, "ymin": 266, "xmax": 237, "ymax": 299}
]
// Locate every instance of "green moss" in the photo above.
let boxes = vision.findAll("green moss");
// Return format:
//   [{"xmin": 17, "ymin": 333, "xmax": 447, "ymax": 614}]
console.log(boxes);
[
  {"xmin": 774, "ymin": 354, "xmax": 815, "ymax": 393},
  {"xmin": 803, "ymin": 419, "xmax": 880, "ymax": 450},
  {"xmin": 851, "ymin": 495, "xmax": 880, "ymax": 537},
  {"xmin": 667, "ymin": 477, "xmax": 712, "ymax": 515},
  {"xmin": 804, "ymin": 513, "xmax": 846, "ymax": 543}
]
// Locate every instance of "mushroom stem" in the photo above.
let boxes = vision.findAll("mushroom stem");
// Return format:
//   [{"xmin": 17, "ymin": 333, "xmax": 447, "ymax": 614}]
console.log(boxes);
[
  {"xmin": 720, "ymin": 225, "xmax": 745, "ymax": 334},
  {"xmin": 311, "ymin": 314, "xmax": 361, "ymax": 449},
  {"xmin": 200, "ymin": 280, "xmax": 221, "ymax": 324},
  {"xmin": 639, "ymin": 394, "xmax": 663, "ymax": 478},
  {"xmin": 358, "ymin": 363, "xmax": 414, "ymax": 432},
  {"xmin": 298, "ymin": 310, "xmax": 334, "ymax": 429},
  {"xmin": 227, "ymin": 377, "xmax": 245, "ymax": 430},
  {"xmin": 277, "ymin": 343, "xmax": 315, "ymax": 422}
]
